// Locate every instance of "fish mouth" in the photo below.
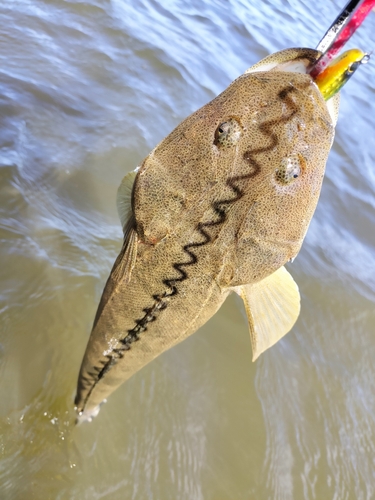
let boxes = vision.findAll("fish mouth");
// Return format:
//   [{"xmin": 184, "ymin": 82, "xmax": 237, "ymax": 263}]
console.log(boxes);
[
  {"xmin": 268, "ymin": 55, "xmax": 318, "ymax": 75},
  {"xmin": 245, "ymin": 48, "xmax": 321, "ymax": 76}
]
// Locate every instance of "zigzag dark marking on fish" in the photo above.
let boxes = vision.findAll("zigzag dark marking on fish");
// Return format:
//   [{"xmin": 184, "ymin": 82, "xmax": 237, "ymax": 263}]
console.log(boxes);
[
  {"xmin": 160, "ymin": 83, "xmax": 301, "ymax": 296},
  {"xmin": 79, "ymin": 84, "xmax": 301, "ymax": 399}
]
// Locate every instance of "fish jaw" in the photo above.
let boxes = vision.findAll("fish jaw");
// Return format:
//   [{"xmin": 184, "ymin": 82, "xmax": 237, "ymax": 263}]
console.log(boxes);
[{"xmin": 245, "ymin": 48, "xmax": 320, "ymax": 75}]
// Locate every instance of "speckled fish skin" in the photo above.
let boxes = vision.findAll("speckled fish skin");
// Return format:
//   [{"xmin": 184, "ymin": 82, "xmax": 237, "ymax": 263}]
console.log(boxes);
[{"xmin": 75, "ymin": 48, "xmax": 336, "ymax": 419}]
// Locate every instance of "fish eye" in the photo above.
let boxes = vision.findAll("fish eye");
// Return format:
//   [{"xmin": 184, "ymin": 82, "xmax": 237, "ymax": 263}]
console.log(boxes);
[
  {"xmin": 275, "ymin": 155, "xmax": 303, "ymax": 185},
  {"xmin": 214, "ymin": 118, "xmax": 242, "ymax": 148}
]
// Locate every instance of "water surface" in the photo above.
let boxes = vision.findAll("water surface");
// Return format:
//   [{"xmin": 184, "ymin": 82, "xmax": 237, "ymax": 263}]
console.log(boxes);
[{"xmin": 1, "ymin": 1, "xmax": 375, "ymax": 498}]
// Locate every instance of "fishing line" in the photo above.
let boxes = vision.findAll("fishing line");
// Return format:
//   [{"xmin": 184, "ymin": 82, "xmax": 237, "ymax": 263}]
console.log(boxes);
[{"xmin": 309, "ymin": 0, "xmax": 375, "ymax": 78}]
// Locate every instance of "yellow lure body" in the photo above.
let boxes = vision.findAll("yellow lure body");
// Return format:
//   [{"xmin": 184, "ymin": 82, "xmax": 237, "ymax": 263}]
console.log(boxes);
[{"xmin": 314, "ymin": 48, "xmax": 367, "ymax": 100}]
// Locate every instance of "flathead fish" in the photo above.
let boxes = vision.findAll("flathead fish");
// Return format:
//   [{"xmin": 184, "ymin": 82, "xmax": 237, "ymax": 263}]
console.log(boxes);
[{"xmin": 75, "ymin": 47, "xmax": 364, "ymax": 422}]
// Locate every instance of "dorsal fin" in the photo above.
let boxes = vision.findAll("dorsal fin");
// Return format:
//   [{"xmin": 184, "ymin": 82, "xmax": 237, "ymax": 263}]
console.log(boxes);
[{"xmin": 233, "ymin": 266, "xmax": 300, "ymax": 361}]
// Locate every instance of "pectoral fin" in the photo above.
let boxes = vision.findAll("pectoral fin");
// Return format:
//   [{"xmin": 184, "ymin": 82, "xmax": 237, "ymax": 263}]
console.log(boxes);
[
  {"xmin": 233, "ymin": 266, "xmax": 300, "ymax": 361},
  {"xmin": 111, "ymin": 219, "xmax": 137, "ymax": 284},
  {"xmin": 117, "ymin": 169, "xmax": 138, "ymax": 233},
  {"xmin": 112, "ymin": 170, "xmax": 139, "ymax": 284}
]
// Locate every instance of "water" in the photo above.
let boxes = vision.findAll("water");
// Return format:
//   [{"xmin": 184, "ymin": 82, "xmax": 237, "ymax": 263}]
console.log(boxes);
[{"xmin": 0, "ymin": 0, "xmax": 374, "ymax": 498}]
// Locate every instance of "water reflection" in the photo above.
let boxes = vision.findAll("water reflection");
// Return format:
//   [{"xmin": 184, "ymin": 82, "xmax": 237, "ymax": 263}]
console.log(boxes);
[{"xmin": 0, "ymin": 0, "xmax": 374, "ymax": 498}]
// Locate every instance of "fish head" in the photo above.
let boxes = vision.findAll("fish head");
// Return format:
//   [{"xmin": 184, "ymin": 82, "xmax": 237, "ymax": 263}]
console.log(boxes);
[{"xmin": 134, "ymin": 48, "xmax": 338, "ymax": 283}]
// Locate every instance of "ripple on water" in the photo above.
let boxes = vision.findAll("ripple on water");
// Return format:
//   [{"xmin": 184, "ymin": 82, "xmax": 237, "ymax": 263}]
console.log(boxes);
[{"xmin": 0, "ymin": 0, "xmax": 375, "ymax": 499}]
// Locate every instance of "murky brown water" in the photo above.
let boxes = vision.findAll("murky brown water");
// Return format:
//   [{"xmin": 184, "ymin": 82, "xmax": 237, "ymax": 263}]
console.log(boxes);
[{"xmin": 1, "ymin": 1, "xmax": 375, "ymax": 498}]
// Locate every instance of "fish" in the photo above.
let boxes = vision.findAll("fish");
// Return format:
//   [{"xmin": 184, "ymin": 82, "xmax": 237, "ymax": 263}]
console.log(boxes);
[{"xmin": 74, "ymin": 47, "xmax": 362, "ymax": 422}]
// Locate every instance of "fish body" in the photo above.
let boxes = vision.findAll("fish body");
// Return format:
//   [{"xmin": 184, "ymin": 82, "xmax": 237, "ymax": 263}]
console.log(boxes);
[{"xmin": 75, "ymin": 48, "xmax": 340, "ymax": 421}]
